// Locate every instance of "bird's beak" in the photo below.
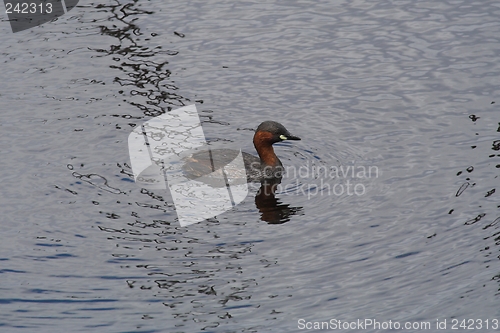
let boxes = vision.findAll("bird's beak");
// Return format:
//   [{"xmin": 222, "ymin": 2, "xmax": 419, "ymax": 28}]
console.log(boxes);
[{"xmin": 280, "ymin": 134, "xmax": 301, "ymax": 141}]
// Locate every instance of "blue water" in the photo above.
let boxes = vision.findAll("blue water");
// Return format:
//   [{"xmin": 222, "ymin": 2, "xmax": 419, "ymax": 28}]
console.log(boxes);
[{"xmin": 1, "ymin": 0, "xmax": 500, "ymax": 332}]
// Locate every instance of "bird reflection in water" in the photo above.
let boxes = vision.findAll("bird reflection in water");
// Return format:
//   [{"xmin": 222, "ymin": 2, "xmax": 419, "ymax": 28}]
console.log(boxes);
[{"xmin": 255, "ymin": 179, "xmax": 303, "ymax": 224}]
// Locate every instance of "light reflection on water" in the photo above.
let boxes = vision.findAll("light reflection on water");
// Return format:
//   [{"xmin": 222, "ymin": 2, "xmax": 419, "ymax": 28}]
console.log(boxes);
[{"xmin": 1, "ymin": 0, "xmax": 500, "ymax": 331}]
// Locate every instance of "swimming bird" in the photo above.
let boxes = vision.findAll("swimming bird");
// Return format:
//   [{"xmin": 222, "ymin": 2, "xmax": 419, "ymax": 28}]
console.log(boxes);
[{"xmin": 182, "ymin": 121, "xmax": 301, "ymax": 184}]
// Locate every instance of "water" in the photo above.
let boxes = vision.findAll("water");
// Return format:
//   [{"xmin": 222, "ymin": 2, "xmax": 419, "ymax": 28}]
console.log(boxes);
[{"xmin": 1, "ymin": 0, "xmax": 500, "ymax": 332}]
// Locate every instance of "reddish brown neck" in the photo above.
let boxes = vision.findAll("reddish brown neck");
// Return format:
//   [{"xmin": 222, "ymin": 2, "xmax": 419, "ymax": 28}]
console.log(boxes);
[{"xmin": 253, "ymin": 131, "xmax": 279, "ymax": 166}]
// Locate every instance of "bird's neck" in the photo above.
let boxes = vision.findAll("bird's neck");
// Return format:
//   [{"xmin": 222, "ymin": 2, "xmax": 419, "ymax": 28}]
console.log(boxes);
[
  {"xmin": 257, "ymin": 145, "xmax": 280, "ymax": 167},
  {"xmin": 253, "ymin": 131, "xmax": 280, "ymax": 167}
]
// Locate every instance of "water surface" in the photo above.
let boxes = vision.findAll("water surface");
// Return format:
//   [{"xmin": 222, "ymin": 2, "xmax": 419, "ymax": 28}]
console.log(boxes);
[{"xmin": 1, "ymin": 0, "xmax": 500, "ymax": 332}]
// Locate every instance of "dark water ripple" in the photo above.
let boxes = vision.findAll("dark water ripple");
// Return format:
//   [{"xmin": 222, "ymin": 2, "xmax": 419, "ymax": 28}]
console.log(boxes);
[{"xmin": 1, "ymin": 0, "xmax": 500, "ymax": 332}]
